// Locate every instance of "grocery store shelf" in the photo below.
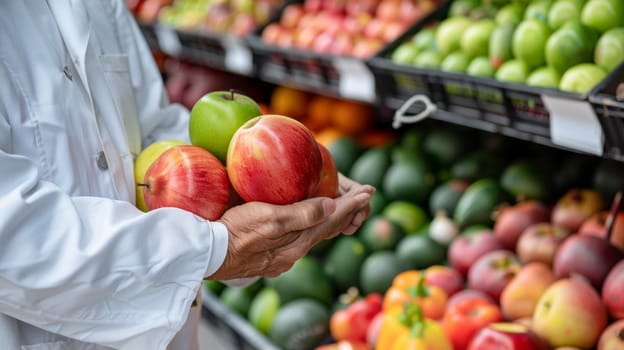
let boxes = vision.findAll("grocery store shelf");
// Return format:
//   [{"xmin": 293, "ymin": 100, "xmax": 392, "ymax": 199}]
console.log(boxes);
[{"xmin": 138, "ymin": 21, "xmax": 624, "ymax": 164}]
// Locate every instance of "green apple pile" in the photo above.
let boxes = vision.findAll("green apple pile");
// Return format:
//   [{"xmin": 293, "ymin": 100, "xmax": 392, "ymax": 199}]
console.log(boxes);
[{"xmin": 391, "ymin": 0, "xmax": 624, "ymax": 93}]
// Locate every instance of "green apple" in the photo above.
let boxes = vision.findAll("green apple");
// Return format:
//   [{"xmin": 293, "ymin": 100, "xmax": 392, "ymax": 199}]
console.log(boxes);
[
  {"xmin": 595, "ymin": 27, "xmax": 624, "ymax": 72},
  {"xmin": 435, "ymin": 16, "xmax": 473, "ymax": 57},
  {"xmin": 581, "ymin": 0, "xmax": 624, "ymax": 33},
  {"xmin": 525, "ymin": 0, "xmax": 553, "ymax": 22},
  {"xmin": 496, "ymin": 3, "xmax": 526, "ymax": 25},
  {"xmin": 527, "ymin": 66, "xmax": 561, "ymax": 88},
  {"xmin": 545, "ymin": 20, "xmax": 598, "ymax": 74},
  {"xmin": 189, "ymin": 90, "xmax": 262, "ymax": 163},
  {"xmin": 489, "ymin": 23, "xmax": 515, "ymax": 69},
  {"xmin": 441, "ymin": 51, "xmax": 470, "ymax": 73},
  {"xmin": 134, "ymin": 139, "xmax": 186, "ymax": 211},
  {"xmin": 391, "ymin": 43, "xmax": 420, "ymax": 65},
  {"xmin": 449, "ymin": 0, "xmax": 480, "ymax": 17},
  {"xmin": 467, "ymin": 56, "xmax": 495, "ymax": 77},
  {"xmin": 461, "ymin": 19, "xmax": 496, "ymax": 58},
  {"xmin": 513, "ymin": 19, "xmax": 551, "ymax": 69},
  {"xmin": 559, "ymin": 63, "xmax": 607, "ymax": 92},
  {"xmin": 414, "ymin": 50, "xmax": 442, "ymax": 68},
  {"xmin": 495, "ymin": 59, "xmax": 529, "ymax": 83},
  {"xmin": 548, "ymin": 0, "xmax": 585, "ymax": 30},
  {"xmin": 411, "ymin": 28, "xmax": 437, "ymax": 52}
]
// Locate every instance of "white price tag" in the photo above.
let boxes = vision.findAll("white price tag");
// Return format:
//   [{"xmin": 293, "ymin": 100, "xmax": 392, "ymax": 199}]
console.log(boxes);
[
  {"xmin": 155, "ymin": 24, "xmax": 182, "ymax": 56},
  {"xmin": 223, "ymin": 36, "xmax": 253, "ymax": 75},
  {"xmin": 334, "ymin": 58, "xmax": 376, "ymax": 103},
  {"xmin": 543, "ymin": 95, "xmax": 604, "ymax": 156}
]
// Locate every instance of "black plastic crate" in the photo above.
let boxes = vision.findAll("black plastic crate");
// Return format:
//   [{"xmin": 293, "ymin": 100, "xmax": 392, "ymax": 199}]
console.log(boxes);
[
  {"xmin": 201, "ymin": 291, "xmax": 280, "ymax": 350},
  {"xmin": 590, "ymin": 62, "xmax": 624, "ymax": 162},
  {"xmin": 367, "ymin": 1, "xmax": 602, "ymax": 138}
]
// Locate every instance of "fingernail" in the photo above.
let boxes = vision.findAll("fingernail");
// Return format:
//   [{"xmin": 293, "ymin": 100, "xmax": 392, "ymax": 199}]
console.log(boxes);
[
  {"xmin": 322, "ymin": 198, "xmax": 336, "ymax": 216},
  {"xmin": 355, "ymin": 192, "xmax": 371, "ymax": 204}
]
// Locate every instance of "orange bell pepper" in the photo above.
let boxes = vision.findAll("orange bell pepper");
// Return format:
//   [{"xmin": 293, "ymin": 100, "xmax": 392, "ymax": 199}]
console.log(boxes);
[
  {"xmin": 376, "ymin": 303, "xmax": 452, "ymax": 350},
  {"xmin": 383, "ymin": 270, "xmax": 448, "ymax": 320}
]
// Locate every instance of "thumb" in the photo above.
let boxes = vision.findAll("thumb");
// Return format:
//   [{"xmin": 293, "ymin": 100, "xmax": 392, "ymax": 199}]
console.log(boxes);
[{"xmin": 274, "ymin": 197, "xmax": 336, "ymax": 232}]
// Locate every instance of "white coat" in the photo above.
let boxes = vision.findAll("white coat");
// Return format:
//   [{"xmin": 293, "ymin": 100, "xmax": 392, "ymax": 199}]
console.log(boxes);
[{"xmin": 0, "ymin": 1, "xmax": 232, "ymax": 349}]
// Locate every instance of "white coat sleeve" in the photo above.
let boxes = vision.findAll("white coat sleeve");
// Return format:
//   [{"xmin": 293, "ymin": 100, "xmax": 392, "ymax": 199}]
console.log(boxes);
[{"xmin": 0, "ymin": 72, "xmax": 228, "ymax": 350}]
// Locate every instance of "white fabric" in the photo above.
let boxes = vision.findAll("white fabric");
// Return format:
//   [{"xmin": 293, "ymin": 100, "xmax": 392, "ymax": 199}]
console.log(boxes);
[{"xmin": 0, "ymin": 1, "xmax": 232, "ymax": 349}]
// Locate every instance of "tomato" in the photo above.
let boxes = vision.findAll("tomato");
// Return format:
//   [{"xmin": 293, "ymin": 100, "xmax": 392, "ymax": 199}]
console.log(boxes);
[
  {"xmin": 330, "ymin": 293, "xmax": 382, "ymax": 343},
  {"xmin": 442, "ymin": 298, "xmax": 504, "ymax": 350}
]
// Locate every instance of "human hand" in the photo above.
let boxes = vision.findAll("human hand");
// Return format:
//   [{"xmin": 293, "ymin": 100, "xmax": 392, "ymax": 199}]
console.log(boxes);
[{"xmin": 207, "ymin": 178, "xmax": 374, "ymax": 280}]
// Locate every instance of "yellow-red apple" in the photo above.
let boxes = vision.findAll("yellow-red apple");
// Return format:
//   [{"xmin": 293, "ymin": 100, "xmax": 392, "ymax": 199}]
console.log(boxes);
[
  {"xmin": 141, "ymin": 145, "xmax": 230, "ymax": 220},
  {"xmin": 227, "ymin": 114, "xmax": 322, "ymax": 204},
  {"xmin": 468, "ymin": 323, "xmax": 548, "ymax": 350},
  {"xmin": 134, "ymin": 139, "xmax": 186, "ymax": 212},
  {"xmin": 500, "ymin": 262, "xmax": 556, "ymax": 321},
  {"xmin": 598, "ymin": 319, "xmax": 624, "ymax": 350},
  {"xmin": 516, "ymin": 223, "xmax": 571, "ymax": 266},
  {"xmin": 494, "ymin": 200, "xmax": 550, "ymax": 250},
  {"xmin": 552, "ymin": 189, "xmax": 605, "ymax": 232},
  {"xmin": 448, "ymin": 230, "xmax": 505, "ymax": 277},
  {"xmin": 579, "ymin": 211, "xmax": 624, "ymax": 251},
  {"xmin": 532, "ymin": 278, "xmax": 608, "ymax": 349},
  {"xmin": 602, "ymin": 260, "xmax": 624, "ymax": 319}
]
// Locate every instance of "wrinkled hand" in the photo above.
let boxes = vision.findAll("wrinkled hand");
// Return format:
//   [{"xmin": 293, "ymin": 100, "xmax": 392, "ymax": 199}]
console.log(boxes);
[{"xmin": 207, "ymin": 176, "xmax": 374, "ymax": 280}]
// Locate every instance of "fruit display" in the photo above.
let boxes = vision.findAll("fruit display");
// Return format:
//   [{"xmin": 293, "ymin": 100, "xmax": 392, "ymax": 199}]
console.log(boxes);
[
  {"xmin": 130, "ymin": 0, "xmax": 284, "ymax": 36},
  {"xmin": 189, "ymin": 110, "xmax": 624, "ymax": 349},
  {"xmin": 389, "ymin": 0, "xmax": 624, "ymax": 92},
  {"xmin": 259, "ymin": 0, "xmax": 442, "ymax": 58}
]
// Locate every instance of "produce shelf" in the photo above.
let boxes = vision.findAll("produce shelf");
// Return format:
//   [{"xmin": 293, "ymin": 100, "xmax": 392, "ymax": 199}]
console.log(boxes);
[
  {"xmin": 589, "ymin": 63, "xmax": 624, "ymax": 162},
  {"xmin": 201, "ymin": 290, "xmax": 280, "ymax": 350}
]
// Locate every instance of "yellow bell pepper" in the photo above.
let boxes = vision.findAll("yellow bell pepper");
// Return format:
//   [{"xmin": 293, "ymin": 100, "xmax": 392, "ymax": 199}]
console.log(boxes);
[{"xmin": 376, "ymin": 303, "xmax": 452, "ymax": 350}]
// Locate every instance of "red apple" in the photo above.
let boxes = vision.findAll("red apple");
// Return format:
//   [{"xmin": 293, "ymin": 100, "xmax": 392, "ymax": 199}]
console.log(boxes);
[
  {"xmin": 231, "ymin": 13, "xmax": 258, "ymax": 37},
  {"xmin": 579, "ymin": 211, "xmax": 624, "ymax": 251},
  {"xmin": 376, "ymin": 0, "xmax": 401, "ymax": 20},
  {"xmin": 598, "ymin": 319, "xmax": 624, "ymax": 350},
  {"xmin": 516, "ymin": 223, "xmax": 571, "ymax": 266},
  {"xmin": 499, "ymin": 262, "xmax": 556, "ymax": 321},
  {"xmin": 448, "ymin": 230, "xmax": 505, "ymax": 277},
  {"xmin": 447, "ymin": 289, "xmax": 496, "ymax": 310},
  {"xmin": 468, "ymin": 323, "xmax": 548, "ymax": 350},
  {"xmin": 281, "ymin": 4, "xmax": 305, "ymax": 29},
  {"xmin": 351, "ymin": 38, "xmax": 383, "ymax": 58},
  {"xmin": 294, "ymin": 27, "xmax": 321, "ymax": 50},
  {"xmin": 312, "ymin": 32, "xmax": 336, "ymax": 54},
  {"xmin": 552, "ymin": 189, "xmax": 605, "ymax": 232},
  {"xmin": 423, "ymin": 265, "xmax": 464, "ymax": 297},
  {"xmin": 142, "ymin": 145, "xmax": 230, "ymax": 220},
  {"xmin": 331, "ymin": 33, "xmax": 356, "ymax": 56},
  {"xmin": 602, "ymin": 260, "xmax": 624, "ymax": 319},
  {"xmin": 261, "ymin": 23, "xmax": 284, "ymax": 45},
  {"xmin": 227, "ymin": 115, "xmax": 322, "ymax": 205},
  {"xmin": 363, "ymin": 18, "xmax": 387, "ymax": 39},
  {"xmin": 304, "ymin": 0, "xmax": 323, "ymax": 12},
  {"xmin": 313, "ymin": 143, "xmax": 339, "ymax": 198},
  {"xmin": 381, "ymin": 21, "xmax": 408, "ymax": 43},
  {"xmin": 532, "ymin": 278, "xmax": 608, "ymax": 349},
  {"xmin": 553, "ymin": 234, "xmax": 624, "ymax": 290},
  {"xmin": 494, "ymin": 200, "xmax": 551, "ymax": 250},
  {"xmin": 468, "ymin": 250, "xmax": 522, "ymax": 302}
]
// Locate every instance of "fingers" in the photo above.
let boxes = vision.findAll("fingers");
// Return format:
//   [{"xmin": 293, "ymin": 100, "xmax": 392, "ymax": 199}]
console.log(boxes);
[{"xmin": 272, "ymin": 197, "xmax": 336, "ymax": 232}]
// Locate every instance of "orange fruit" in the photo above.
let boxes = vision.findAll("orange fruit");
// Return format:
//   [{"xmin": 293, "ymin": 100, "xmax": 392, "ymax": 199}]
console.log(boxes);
[
  {"xmin": 331, "ymin": 100, "xmax": 376, "ymax": 136},
  {"xmin": 270, "ymin": 86, "xmax": 310, "ymax": 121},
  {"xmin": 357, "ymin": 129, "xmax": 398, "ymax": 148},
  {"xmin": 304, "ymin": 95, "xmax": 336, "ymax": 132},
  {"xmin": 314, "ymin": 128, "xmax": 346, "ymax": 149}
]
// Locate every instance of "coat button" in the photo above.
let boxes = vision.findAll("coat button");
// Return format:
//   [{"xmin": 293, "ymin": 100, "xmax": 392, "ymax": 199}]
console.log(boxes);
[
  {"xmin": 63, "ymin": 66, "xmax": 73, "ymax": 81},
  {"xmin": 96, "ymin": 151, "xmax": 108, "ymax": 170}
]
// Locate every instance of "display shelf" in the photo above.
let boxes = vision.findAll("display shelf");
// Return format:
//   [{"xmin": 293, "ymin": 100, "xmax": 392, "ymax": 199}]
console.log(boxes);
[
  {"xmin": 136, "ymin": 17, "xmax": 624, "ymax": 164},
  {"xmin": 201, "ymin": 290, "xmax": 280, "ymax": 350}
]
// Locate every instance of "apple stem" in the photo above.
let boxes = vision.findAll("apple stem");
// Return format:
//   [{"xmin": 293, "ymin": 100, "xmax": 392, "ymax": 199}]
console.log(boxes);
[
  {"xmin": 605, "ymin": 191, "xmax": 622, "ymax": 243},
  {"xmin": 229, "ymin": 89, "xmax": 236, "ymax": 100}
]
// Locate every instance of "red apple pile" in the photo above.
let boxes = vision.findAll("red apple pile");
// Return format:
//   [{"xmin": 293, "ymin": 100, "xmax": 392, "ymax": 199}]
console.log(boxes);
[
  {"xmin": 261, "ymin": 0, "xmax": 440, "ymax": 58},
  {"xmin": 137, "ymin": 90, "xmax": 340, "ymax": 221},
  {"xmin": 430, "ymin": 188, "xmax": 624, "ymax": 350}
]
